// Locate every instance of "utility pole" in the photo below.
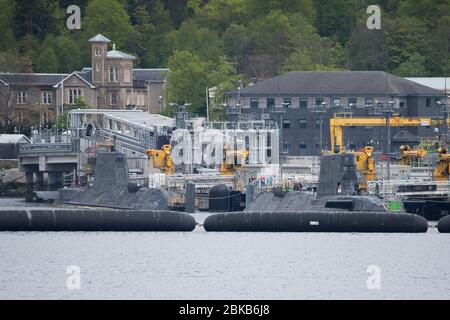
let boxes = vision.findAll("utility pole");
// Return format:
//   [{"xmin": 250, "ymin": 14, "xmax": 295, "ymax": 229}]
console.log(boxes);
[{"xmin": 206, "ymin": 87, "xmax": 209, "ymax": 122}]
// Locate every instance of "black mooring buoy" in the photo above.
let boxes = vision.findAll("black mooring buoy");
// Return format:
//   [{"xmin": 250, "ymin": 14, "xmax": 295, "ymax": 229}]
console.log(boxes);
[{"xmin": 438, "ymin": 215, "xmax": 450, "ymax": 233}]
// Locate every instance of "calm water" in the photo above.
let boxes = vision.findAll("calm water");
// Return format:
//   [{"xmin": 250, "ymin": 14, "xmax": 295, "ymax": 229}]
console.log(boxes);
[{"xmin": 0, "ymin": 198, "xmax": 449, "ymax": 300}]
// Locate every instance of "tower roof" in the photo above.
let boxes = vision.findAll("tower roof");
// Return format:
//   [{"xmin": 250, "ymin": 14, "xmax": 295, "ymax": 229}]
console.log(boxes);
[
  {"xmin": 107, "ymin": 50, "xmax": 136, "ymax": 60},
  {"xmin": 88, "ymin": 34, "xmax": 111, "ymax": 43}
]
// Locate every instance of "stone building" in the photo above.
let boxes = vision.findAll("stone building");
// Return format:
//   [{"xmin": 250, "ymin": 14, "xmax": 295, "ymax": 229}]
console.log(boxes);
[
  {"xmin": 226, "ymin": 71, "xmax": 446, "ymax": 156},
  {"xmin": 0, "ymin": 34, "xmax": 168, "ymax": 128}
]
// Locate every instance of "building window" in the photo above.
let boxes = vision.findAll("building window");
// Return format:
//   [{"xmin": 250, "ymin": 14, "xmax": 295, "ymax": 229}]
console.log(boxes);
[
  {"xmin": 16, "ymin": 91, "xmax": 26, "ymax": 104},
  {"xmin": 299, "ymin": 98, "xmax": 308, "ymax": 108},
  {"xmin": 42, "ymin": 91, "xmax": 52, "ymax": 105},
  {"xmin": 267, "ymin": 98, "xmax": 275, "ymax": 109},
  {"xmin": 332, "ymin": 98, "xmax": 342, "ymax": 107},
  {"xmin": 110, "ymin": 92, "xmax": 118, "ymax": 105},
  {"xmin": 299, "ymin": 119, "xmax": 308, "ymax": 129},
  {"xmin": 68, "ymin": 89, "xmax": 82, "ymax": 104},
  {"xmin": 315, "ymin": 119, "xmax": 321, "ymax": 129},
  {"xmin": 399, "ymin": 97, "xmax": 405, "ymax": 108},
  {"xmin": 283, "ymin": 119, "xmax": 291, "ymax": 129},
  {"xmin": 283, "ymin": 98, "xmax": 292, "ymax": 107},
  {"xmin": 365, "ymin": 98, "xmax": 374, "ymax": 106},
  {"xmin": 95, "ymin": 48, "xmax": 102, "ymax": 56},
  {"xmin": 250, "ymin": 98, "xmax": 259, "ymax": 108},
  {"xmin": 349, "ymin": 97, "xmax": 357, "ymax": 107},
  {"xmin": 315, "ymin": 97, "xmax": 325, "ymax": 106},
  {"xmin": 282, "ymin": 143, "xmax": 290, "ymax": 154},
  {"xmin": 426, "ymin": 98, "xmax": 432, "ymax": 108},
  {"xmin": 299, "ymin": 143, "xmax": 307, "ymax": 152},
  {"xmin": 96, "ymin": 63, "xmax": 100, "ymax": 72},
  {"xmin": 109, "ymin": 66, "xmax": 120, "ymax": 82}
]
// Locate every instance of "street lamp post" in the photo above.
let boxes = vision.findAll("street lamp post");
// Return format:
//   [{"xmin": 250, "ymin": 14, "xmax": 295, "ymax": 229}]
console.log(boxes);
[
  {"xmin": 311, "ymin": 100, "xmax": 328, "ymax": 152},
  {"xmin": 379, "ymin": 100, "xmax": 395, "ymax": 181},
  {"xmin": 159, "ymin": 96, "xmax": 164, "ymax": 114},
  {"xmin": 272, "ymin": 102, "xmax": 288, "ymax": 181}
]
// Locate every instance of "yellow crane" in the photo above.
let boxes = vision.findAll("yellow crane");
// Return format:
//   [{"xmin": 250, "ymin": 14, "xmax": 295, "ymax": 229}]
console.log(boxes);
[
  {"xmin": 434, "ymin": 147, "xmax": 450, "ymax": 181},
  {"xmin": 219, "ymin": 146, "xmax": 249, "ymax": 175},
  {"xmin": 145, "ymin": 144, "xmax": 174, "ymax": 175},
  {"xmin": 351, "ymin": 146, "xmax": 376, "ymax": 182},
  {"xmin": 330, "ymin": 115, "xmax": 449, "ymax": 154},
  {"xmin": 399, "ymin": 145, "xmax": 427, "ymax": 166}
]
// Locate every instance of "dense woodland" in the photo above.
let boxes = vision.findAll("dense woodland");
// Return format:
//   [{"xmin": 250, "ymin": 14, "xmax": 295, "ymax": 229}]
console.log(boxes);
[{"xmin": 0, "ymin": 0, "xmax": 450, "ymax": 115}]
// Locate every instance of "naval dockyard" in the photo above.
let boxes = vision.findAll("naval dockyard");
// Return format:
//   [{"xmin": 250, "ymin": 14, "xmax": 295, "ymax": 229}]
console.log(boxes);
[{"xmin": 1, "ymin": 105, "xmax": 450, "ymax": 233}]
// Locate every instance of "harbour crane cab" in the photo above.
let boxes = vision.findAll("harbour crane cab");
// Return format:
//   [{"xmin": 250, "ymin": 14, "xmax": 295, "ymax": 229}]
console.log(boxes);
[
  {"xmin": 146, "ymin": 144, "xmax": 174, "ymax": 175},
  {"xmin": 399, "ymin": 145, "xmax": 427, "ymax": 166},
  {"xmin": 347, "ymin": 146, "xmax": 376, "ymax": 192},
  {"xmin": 219, "ymin": 146, "xmax": 249, "ymax": 176},
  {"xmin": 434, "ymin": 147, "xmax": 450, "ymax": 181}
]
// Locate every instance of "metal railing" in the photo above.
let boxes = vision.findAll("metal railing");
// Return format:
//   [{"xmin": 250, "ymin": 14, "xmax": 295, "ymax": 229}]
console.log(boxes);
[{"xmin": 19, "ymin": 143, "xmax": 79, "ymax": 155}]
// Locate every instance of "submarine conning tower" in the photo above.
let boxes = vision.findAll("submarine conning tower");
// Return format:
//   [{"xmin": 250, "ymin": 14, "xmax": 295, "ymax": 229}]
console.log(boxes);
[
  {"xmin": 317, "ymin": 153, "xmax": 358, "ymax": 197},
  {"xmin": 93, "ymin": 151, "xmax": 129, "ymax": 192}
]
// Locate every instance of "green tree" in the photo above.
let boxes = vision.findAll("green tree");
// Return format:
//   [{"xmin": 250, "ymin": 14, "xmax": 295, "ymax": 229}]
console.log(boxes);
[
  {"xmin": 0, "ymin": 51, "xmax": 33, "ymax": 73},
  {"xmin": 167, "ymin": 50, "xmax": 237, "ymax": 115},
  {"xmin": 36, "ymin": 47, "xmax": 59, "ymax": 73},
  {"xmin": 0, "ymin": 0, "xmax": 16, "ymax": 49},
  {"xmin": 54, "ymin": 36, "xmax": 82, "ymax": 72},
  {"xmin": 167, "ymin": 19, "xmax": 224, "ymax": 63},
  {"xmin": 394, "ymin": 53, "xmax": 428, "ymax": 77},
  {"xmin": 84, "ymin": 0, "xmax": 133, "ymax": 48},
  {"xmin": 313, "ymin": 0, "xmax": 360, "ymax": 44}
]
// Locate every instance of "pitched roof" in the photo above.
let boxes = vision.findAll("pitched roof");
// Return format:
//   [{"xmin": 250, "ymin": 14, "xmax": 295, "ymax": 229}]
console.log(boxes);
[
  {"xmin": 75, "ymin": 69, "xmax": 94, "ymax": 86},
  {"xmin": 0, "ymin": 73, "xmax": 68, "ymax": 87},
  {"xmin": 0, "ymin": 134, "xmax": 30, "ymax": 144},
  {"xmin": 392, "ymin": 130, "xmax": 420, "ymax": 142},
  {"xmin": 133, "ymin": 69, "xmax": 169, "ymax": 82},
  {"xmin": 88, "ymin": 34, "xmax": 111, "ymax": 43},
  {"xmin": 229, "ymin": 71, "xmax": 444, "ymax": 97},
  {"xmin": 52, "ymin": 69, "xmax": 95, "ymax": 89},
  {"xmin": 107, "ymin": 50, "xmax": 135, "ymax": 60}
]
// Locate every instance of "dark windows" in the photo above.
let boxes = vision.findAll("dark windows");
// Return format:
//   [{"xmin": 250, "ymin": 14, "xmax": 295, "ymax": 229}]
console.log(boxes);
[
  {"xmin": 315, "ymin": 119, "xmax": 321, "ymax": 129},
  {"xmin": 283, "ymin": 119, "xmax": 291, "ymax": 129},
  {"xmin": 267, "ymin": 98, "xmax": 275, "ymax": 109},
  {"xmin": 349, "ymin": 97, "xmax": 357, "ymax": 106},
  {"xmin": 399, "ymin": 97, "xmax": 406, "ymax": 108},
  {"xmin": 250, "ymin": 98, "xmax": 259, "ymax": 108},
  {"xmin": 283, "ymin": 98, "xmax": 292, "ymax": 107},
  {"xmin": 332, "ymin": 98, "xmax": 342, "ymax": 107},
  {"xmin": 299, "ymin": 98, "xmax": 308, "ymax": 108},
  {"xmin": 16, "ymin": 91, "xmax": 26, "ymax": 104},
  {"xmin": 68, "ymin": 89, "xmax": 82, "ymax": 104},
  {"xmin": 42, "ymin": 91, "xmax": 52, "ymax": 105},
  {"xmin": 315, "ymin": 97, "xmax": 324, "ymax": 106},
  {"xmin": 365, "ymin": 98, "xmax": 374, "ymax": 106},
  {"xmin": 299, "ymin": 119, "xmax": 308, "ymax": 129},
  {"xmin": 426, "ymin": 98, "xmax": 432, "ymax": 108},
  {"xmin": 110, "ymin": 92, "xmax": 118, "ymax": 105},
  {"xmin": 282, "ymin": 143, "xmax": 290, "ymax": 154},
  {"xmin": 299, "ymin": 143, "xmax": 307, "ymax": 155}
]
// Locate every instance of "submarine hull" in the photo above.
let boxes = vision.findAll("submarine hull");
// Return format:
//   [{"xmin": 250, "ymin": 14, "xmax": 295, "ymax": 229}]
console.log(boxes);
[
  {"xmin": 204, "ymin": 211, "xmax": 428, "ymax": 233},
  {"xmin": 0, "ymin": 209, "xmax": 196, "ymax": 232},
  {"xmin": 437, "ymin": 215, "xmax": 450, "ymax": 233}
]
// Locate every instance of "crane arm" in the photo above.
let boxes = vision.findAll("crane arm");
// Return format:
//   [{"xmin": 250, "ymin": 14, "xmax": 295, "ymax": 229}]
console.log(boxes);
[{"xmin": 330, "ymin": 116, "xmax": 447, "ymax": 153}]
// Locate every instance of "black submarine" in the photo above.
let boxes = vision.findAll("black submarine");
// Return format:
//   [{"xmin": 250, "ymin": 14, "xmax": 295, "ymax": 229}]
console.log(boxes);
[
  {"xmin": 204, "ymin": 153, "xmax": 428, "ymax": 233},
  {"xmin": 0, "ymin": 151, "xmax": 195, "ymax": 232}
]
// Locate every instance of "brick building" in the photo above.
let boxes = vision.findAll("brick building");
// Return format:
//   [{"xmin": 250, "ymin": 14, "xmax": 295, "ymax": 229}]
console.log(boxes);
[{"xmin": 0, "ymin": 34, "xmax": 168, "ymax": 128}]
